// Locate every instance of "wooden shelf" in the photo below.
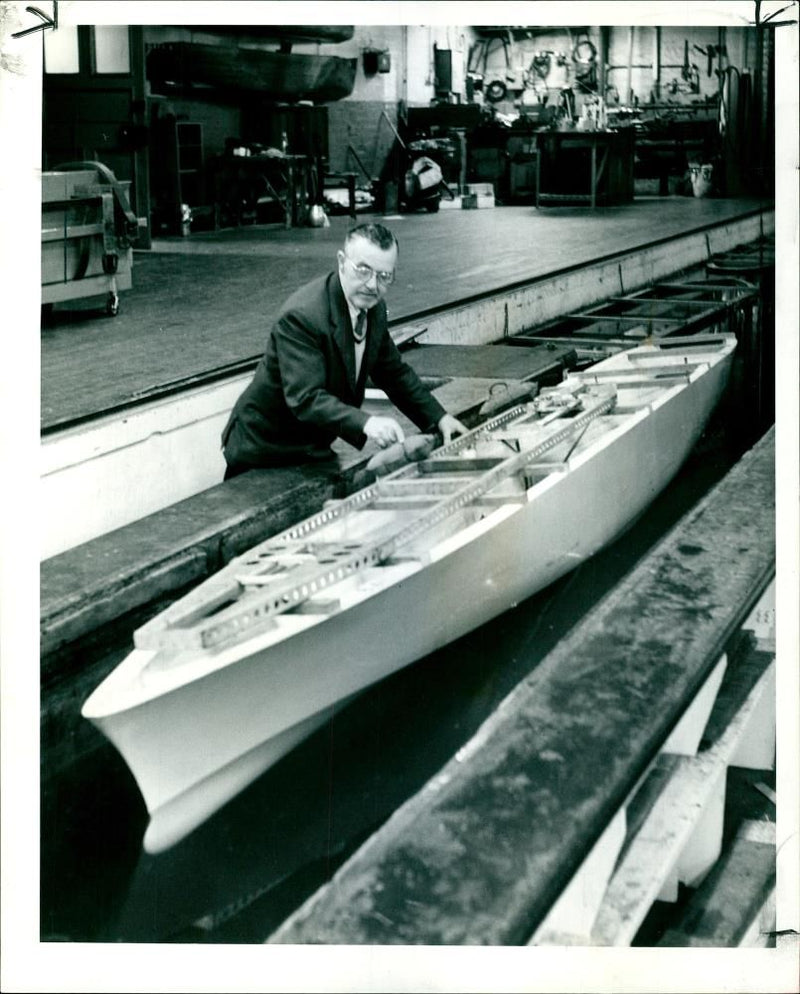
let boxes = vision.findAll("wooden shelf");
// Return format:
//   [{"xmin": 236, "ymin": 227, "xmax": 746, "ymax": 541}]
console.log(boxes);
[{"xmin": 151, "ymin": 117, "xmax": 205, "ymax": 233}]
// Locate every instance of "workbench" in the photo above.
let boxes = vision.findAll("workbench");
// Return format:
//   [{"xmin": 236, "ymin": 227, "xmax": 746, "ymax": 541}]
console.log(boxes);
[
  {"xmin": 535, "ymin": 128, "xmax": 635, "ymax": 208},
  {"xmin": 210, "ymin": 152, "xmax": 312, "ymax": 229}
]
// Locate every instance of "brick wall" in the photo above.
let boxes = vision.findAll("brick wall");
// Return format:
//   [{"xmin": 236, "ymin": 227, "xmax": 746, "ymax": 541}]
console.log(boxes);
[{"xmin": 326, "ymin": 101, "xmax": 401, "ymax": 180}]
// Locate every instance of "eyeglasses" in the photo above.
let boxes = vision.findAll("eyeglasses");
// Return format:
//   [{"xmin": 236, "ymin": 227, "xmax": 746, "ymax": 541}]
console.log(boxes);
[{"xmin": 344, "ymin": 254, "xmax": 395, "ymax": 287}]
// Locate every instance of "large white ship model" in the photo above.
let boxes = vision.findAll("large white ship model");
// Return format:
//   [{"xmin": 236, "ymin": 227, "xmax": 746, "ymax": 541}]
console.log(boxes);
[{"xmin": 83, "ymin": 333, "xmax": 736, "ymax": 853}]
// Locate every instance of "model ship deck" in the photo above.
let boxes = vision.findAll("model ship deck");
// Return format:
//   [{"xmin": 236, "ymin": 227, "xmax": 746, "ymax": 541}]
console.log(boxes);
[{"xmin": 134, "ymin": 337, "xmax": 724, "ymax": 661}]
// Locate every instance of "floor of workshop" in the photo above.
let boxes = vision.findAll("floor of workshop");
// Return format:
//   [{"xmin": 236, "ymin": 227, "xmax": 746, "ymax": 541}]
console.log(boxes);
[{"xmin": 40, "ymin": 195, "xmax": 772, "ymax": 428}]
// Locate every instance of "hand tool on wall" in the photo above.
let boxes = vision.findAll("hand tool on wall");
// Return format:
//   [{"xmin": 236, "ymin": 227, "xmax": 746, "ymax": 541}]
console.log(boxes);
[{"xmin": 694, "ymin": 43, "xmax": 722, "ymax": 77}]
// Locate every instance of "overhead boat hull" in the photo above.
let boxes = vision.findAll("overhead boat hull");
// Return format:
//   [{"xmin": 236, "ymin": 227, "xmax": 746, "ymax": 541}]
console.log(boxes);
[
  {"xmin": 147, "ymin": 42, "xmax": 358, "ymax": 102},
  {"xmin": 82, "ymin": 336, "xmax": 736, "ymax": 853}
]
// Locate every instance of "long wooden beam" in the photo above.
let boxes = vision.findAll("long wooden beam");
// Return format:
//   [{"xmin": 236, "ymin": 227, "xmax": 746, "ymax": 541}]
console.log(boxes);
[{"xmin": 268, "ymin": 427, "xmax": 775, "ymax": 946}]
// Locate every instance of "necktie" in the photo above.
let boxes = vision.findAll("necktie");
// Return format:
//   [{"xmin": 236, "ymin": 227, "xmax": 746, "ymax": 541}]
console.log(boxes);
[{"xmin": 353, "ymin": 310, "xmax": 367, "ymax": 343}]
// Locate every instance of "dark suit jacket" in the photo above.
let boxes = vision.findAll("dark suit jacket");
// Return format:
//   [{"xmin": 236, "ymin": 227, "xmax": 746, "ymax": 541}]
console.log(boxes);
[{"xmin": 221, "ymin": 272, "xmax": 446, "ymax": 468}]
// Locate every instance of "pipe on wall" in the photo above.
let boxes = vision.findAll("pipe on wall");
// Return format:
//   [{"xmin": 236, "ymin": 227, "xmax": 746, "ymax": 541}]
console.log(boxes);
[
  {"xmin": 598, "ymin": 26, "xmax": 609, "ymax": 105},
  {"xmin": 401, "ymin": 25, "xmax": 408, "ymax": 105},
  {"xmin": 654, "ymin": 26, "xmax": 661, "ymax": 100},
  {"xmin": 626, "ymin": 26, "xmax": 634, "ymax": 104}
]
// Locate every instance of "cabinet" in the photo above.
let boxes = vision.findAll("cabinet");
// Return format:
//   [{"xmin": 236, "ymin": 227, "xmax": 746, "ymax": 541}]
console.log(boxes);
[
  {"xmin": 174, "ymin": 121, "xmax": 204, "ymax": 211},
  {"xmin": 151, "ymin": 116, "xmax": 205, "ymax": 234},
  {"xmin": 466, "ymin": 125, "xmax": 542, "ymax": 203},
  {"xmin": 507, "ymin": 135, "xmax": 539, "ymax": 202}
]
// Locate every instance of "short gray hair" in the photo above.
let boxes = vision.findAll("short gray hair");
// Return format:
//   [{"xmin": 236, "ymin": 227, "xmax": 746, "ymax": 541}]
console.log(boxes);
[{"xmin": 344, "ymin": 223, "xmax": 398, "ymax": 254}]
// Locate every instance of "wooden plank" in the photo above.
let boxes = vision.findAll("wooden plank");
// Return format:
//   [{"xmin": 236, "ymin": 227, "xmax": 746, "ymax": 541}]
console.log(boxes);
[
  {"xmin": 418, "ymin": 457, "xmax": 506, "ymax": 473},
  {"xmin": 378, "ymin": 478, "xmax": 466, "ymax": 496},
  {"xmin": 370, "ymin": 496, "xmax": 442, "ymax": 511},
  {"xmin": 267, "ymin": 429, "xmax": 775, "ymax": 946},
  {"xmin": 581, "ymin": 377, "xmax": 693, "ymax": 391},
  {"xmin": 473, "ymin": 493, "xmax": 528, "ymax": 507},
  {"xmin": 511, "ymin": 334, "xmax": 640, "ymax": 349},
  {"xmin": 573, "ymin": 364, "xmax": 700, "ymax": 380},
  {"xmin": 391, "ymin": 323, "xmax": 428, "ymax": 347},
  {"xmin": 661, "ymin": 655, "xmax": 727, "ymax": 756},
  {"xmin": 582, "ymin": 298, "xmax": 725, "ymax": 319},
  {"xmin": 402, "ymin": 343, "xmax": 576, "ymax": 382},
  {"xmin": 656, "ymin": 827, "xmax": 776, "ymax": 947},
  {"xmin": 589, "ymin": 660, "xmax": 775, "ymax": 946},
  {"xmin": 41, "ymin": 223, "xmax": 105, "ymax": 242}
]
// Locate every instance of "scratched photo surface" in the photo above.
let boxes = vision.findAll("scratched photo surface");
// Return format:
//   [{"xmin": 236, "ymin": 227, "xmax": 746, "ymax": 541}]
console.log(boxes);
[{"xmin": 1, "ymin": 2, "xmax": 797, "ymax": 993}]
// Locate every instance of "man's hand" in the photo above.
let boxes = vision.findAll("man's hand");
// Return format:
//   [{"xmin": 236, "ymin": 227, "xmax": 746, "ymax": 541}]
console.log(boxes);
[
  {"xmin": 437, "ymin": 413, "xmax": 469, "ymax": 445},
  {"xmin": 364, "ymin": 415, "xmax": 405, "ymax": 449}
]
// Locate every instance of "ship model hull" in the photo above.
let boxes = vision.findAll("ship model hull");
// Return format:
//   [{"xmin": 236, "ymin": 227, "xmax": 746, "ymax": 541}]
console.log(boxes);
[{"xmin": 83, "ymin": 336, "xmax": 736, "ymax": 853}]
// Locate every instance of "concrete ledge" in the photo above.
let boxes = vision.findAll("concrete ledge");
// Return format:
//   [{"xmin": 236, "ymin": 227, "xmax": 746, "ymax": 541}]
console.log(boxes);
[
  {"xmin": 40, "ymin": 462, "xmax": 343, "ymax": 662},
  {"xmin": 267, "ymin": 427, "xmax": 775, "ymax": 946}
]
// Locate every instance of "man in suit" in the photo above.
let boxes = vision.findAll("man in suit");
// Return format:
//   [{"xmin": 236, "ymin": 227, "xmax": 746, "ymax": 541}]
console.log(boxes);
[{"xmin": 222, "ymin": 222, "xmax": 467, "ymax": 479}]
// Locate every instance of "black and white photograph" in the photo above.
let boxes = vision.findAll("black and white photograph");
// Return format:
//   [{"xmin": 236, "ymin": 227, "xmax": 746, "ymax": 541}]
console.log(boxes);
[{"xmin": 1, "ymin": 1, "xmax": 798, "ymax": 991}]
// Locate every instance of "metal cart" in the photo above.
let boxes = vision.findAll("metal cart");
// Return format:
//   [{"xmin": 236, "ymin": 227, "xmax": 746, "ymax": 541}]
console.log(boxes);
[{"xmin": 42, "ymin": 161, "xmax": 139, "ymax": 317}]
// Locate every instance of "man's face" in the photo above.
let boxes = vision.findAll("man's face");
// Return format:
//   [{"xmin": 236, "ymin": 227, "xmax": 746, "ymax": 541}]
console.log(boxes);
[{"xmin": 337, "ymin": 235, "xmax": 398, "ymax": 311}]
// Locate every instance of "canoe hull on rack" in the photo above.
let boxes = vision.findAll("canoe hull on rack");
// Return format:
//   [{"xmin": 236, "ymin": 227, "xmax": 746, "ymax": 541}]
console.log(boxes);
[
  {"xmin": 82, "ymin": 337, "xmax": 736, "ymax": 853},
  {"xmin": 147, "ymin": 43, "xmax": 358, "ymax": 102}
]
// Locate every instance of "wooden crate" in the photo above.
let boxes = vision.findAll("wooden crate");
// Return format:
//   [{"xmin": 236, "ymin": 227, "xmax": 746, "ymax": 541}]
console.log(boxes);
[{"xmin": 462, "ymin": 182, "xmax": 495, "ymax": 209}]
